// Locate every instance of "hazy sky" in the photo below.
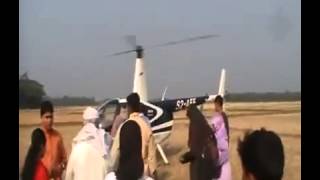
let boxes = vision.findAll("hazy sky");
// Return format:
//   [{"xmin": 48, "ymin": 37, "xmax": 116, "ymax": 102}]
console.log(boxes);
[{"xmin": 19, "ymin": 0, "xmax": 301, "ymax": 100}]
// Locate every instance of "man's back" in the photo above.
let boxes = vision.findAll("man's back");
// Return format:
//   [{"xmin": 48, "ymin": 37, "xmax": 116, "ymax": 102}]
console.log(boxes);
[
  {"xmin": 65, "ymin": 143, "xmax": 106, "ymax": 180},
  {"xmin": 129, "ymin": 112, "xmax": 157, "ymax": 176},
  {"xmin": 65, "ymin": 123, "xmax": 107, "ymax": 180},
  {"xmin": 140, "ymin": 113, "xmax": 151, "ymax": 127},
  {"xmin": 129, "ymin": 113, "xmax": 157, "ymax": 175}
]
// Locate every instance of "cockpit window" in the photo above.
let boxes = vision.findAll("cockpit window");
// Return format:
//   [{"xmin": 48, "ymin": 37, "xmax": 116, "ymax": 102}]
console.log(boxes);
[
  {"xmin": 104, "ymin": 105, "xmax": 117, "ymax": 122},
  {"xmin": 101, "ymin": 99, "xmax": 120, "ymax": 128}
]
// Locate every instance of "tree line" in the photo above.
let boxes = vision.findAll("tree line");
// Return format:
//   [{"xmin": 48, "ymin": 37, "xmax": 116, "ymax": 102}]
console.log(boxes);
[
  {"xmin": 19, "ymin": 74, "xmax": 300, "ymax": 109},
  {"xmin": 225, "ymin": 92, "xmax": 300, "ymax": 102},
  {"xmin": 19, "ymin": 74, "xmax": 97, "ymax": 109},
  {"xmin": 19, "ymin": 74, "xmax": 46, "ymax": 109}
]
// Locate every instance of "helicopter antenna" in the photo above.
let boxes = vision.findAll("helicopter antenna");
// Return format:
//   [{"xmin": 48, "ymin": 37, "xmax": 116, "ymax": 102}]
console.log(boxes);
[{"xmin": 161, "ymin": 86, "xmax": 168, "ymax": 101}]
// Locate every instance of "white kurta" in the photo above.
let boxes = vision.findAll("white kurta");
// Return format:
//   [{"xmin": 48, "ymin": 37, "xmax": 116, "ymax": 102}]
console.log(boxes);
[
  {"xmin": 65, "ymin": 123, "xmax": 108, "ymax": 180},
  {"xmin": 104, "ymin": 172, "xmax": 154, "ymax": 180}
]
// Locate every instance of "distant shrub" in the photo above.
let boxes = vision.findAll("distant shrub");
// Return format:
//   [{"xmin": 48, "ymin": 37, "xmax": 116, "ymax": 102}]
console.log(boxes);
[
  {"xmin": 19, "ymin": 74, "xmax": 46, "ymax": 109},
  {"xmin": 226, "ymin": 92, "xmax": 300, "ymax": 102}
]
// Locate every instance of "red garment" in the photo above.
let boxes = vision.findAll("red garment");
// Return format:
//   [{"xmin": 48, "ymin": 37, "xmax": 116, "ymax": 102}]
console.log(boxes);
[
  {"xmin": 34, "ymin": 161, "xmax": 49, "ymax": 180},
  {"xmin": 41, "ymin": 128, "xmax": 67, "ymax": 180}
]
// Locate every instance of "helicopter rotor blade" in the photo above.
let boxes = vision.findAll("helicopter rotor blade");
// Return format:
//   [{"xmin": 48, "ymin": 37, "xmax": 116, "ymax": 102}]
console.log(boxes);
[
  {"xmin": 106, "ymin": 34, "xmax": 219, "ymax": 57},
  {"xmin": 147, "ymin": 34, "xmax": 220, "ymax": 49},
  {"xmin": 107, "ymin": 49, "xmax": 136, "ymax": 57}
]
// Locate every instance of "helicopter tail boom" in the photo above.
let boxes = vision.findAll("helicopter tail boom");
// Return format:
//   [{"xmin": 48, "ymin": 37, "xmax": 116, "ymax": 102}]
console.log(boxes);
[{"xmin": 207, "ymin": 68, "xmax": 227, "ymax": 101}]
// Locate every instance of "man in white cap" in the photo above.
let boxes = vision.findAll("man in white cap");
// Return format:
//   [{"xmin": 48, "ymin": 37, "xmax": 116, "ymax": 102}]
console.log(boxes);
[{"xmin": 65, "ymin": 107, "xmax": 108, "ymax": 180}]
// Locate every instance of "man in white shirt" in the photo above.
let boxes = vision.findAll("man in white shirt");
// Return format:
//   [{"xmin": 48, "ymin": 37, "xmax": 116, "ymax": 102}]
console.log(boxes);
[{"xmin": 65, "ymin": 107, "xmax": 108, "ymax": 180}]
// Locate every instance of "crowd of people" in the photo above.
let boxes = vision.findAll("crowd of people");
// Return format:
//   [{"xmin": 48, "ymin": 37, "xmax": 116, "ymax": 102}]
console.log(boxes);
[{"xmin": 21, "ymin": 93, "xmax": 285, "ymax": 180}]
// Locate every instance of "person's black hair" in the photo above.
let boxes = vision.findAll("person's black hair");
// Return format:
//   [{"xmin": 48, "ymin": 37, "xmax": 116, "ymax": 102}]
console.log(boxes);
[
  {"xmin": 40, "ymin": 101, "xmax": 54, "ymax": 117},
  {"xmin": 21, "ymin": 128, "xmax": 47, "ymax": 180},
  {"xmin": 214, "ymin": 95, "xmax": 223, "ymax": 106},
  {"xmin": 117, "ymin": 120, "xmax": 144, "ymax": 180},
  {"xmin": 237, "ymin": 128, "xmax": 285, "ymax": 180},
  {"xmin": 126, "ymin": 93, "xmax": 140, "ymax": 112}
]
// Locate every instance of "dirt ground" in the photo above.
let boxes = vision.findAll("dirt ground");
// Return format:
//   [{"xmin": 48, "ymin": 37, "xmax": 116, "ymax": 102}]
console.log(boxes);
[{"xmin": 19, "ymin": 101, "xmax": 301, "ymax": 180}]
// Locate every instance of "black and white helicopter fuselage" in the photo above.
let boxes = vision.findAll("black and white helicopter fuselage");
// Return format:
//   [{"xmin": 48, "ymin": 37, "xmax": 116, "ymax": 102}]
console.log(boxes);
[{"xmin": 97, "ymin": 95, "xmax": 212, "ymax": 144}]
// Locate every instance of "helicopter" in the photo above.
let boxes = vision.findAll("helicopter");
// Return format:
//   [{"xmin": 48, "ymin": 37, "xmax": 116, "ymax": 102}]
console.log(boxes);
[{"xmin": 96, "ymin": 34, "xmax": 227, "ymax": 164}]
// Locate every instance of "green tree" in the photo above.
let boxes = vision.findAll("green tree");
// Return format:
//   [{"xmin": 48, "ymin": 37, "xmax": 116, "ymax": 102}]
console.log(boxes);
[{"xmin": 19, "ymin": 73, "xmax": 46, "ymax": 109}]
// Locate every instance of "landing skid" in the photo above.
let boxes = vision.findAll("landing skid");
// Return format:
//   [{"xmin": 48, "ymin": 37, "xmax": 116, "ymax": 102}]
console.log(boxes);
[{"xmin": 156, "ymin": 143, "xmax": 169, "ymax": 165}]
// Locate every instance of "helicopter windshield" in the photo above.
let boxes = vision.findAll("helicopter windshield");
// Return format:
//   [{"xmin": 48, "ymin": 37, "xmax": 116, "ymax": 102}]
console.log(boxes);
[{"xmin": 100, "ymin": 99, "xmax": 121, "ymax": 128}]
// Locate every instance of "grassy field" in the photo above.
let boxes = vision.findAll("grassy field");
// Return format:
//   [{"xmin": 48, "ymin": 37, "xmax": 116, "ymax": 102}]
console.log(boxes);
[{"xmin": 19, "ymin": 101, "xmax": 301, "ymax": 180}]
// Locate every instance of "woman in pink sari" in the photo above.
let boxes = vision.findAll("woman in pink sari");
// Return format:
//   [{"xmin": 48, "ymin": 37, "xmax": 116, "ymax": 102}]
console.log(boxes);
[{"xmin": 210, "ymin": 95, "xmax": 232, "ymax": 180}]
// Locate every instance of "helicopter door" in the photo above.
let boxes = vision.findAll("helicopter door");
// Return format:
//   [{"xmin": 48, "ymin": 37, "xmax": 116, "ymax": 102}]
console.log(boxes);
[{"xmin": 100, "ymin": 99, "xmax": 121, "ymax": 129}]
